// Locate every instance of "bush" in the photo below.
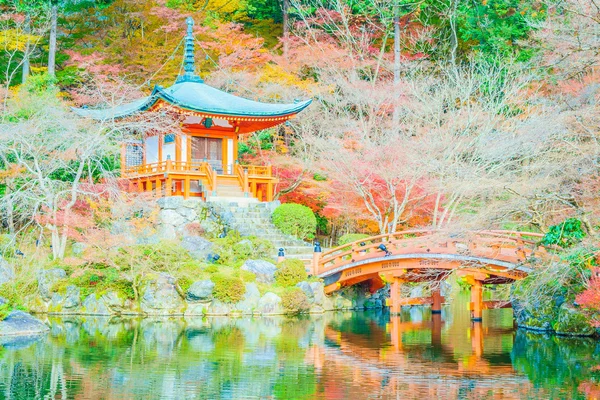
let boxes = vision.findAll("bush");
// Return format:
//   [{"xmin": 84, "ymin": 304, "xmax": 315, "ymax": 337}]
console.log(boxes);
[
  {"xmin": 275, "ymin": 259, "xmax": 308, "ymax": 287},
  {"xmin": 337, "ymin": 233, "xmax": 370, "ymax": 246},
  {"xmin": 212, "ymin": 274, "xmax": 246, "ymax": 303},
  {"xmin": 541, "ymin": 218, "xmax": 586, "ymax": 248},
  {"xmin": 281, "ymin": 288, "xmax": 310, "ymax": 314},
  {"xmin": 212, "ymin": 232, "xmax": 275, "ymax": 267},
  {"xmin": 272, "ymin": 203, "xmax": 317, "ymax": 240},
  {"xmin": 51, "ymin": 267, "xmax": 135, "ymax": 300}
]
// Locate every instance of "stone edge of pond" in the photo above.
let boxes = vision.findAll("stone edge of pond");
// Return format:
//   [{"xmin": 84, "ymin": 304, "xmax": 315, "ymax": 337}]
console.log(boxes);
[
  {"xmin": 0, "ymin": 311, "xmax": 50, "ymax": 337},
  {"xmin": 516, "ymin": 323, "xmax": 599, "ymax": 338}
]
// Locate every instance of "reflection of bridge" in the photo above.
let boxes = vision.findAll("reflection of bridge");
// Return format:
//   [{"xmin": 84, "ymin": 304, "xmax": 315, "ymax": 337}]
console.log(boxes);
[
  {"xmin": 307, "ymin": 313, "xmax": 532, "ymax": 397},
  {"xmin": 312, "ymin": 230, "xmax": 551, "ymax": 321}
]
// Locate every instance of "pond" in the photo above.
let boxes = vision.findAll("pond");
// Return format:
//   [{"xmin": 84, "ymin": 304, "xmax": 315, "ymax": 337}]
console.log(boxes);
[{"xmin": 1, "ymin": 297, "xmax": 599, "ymax": 399}]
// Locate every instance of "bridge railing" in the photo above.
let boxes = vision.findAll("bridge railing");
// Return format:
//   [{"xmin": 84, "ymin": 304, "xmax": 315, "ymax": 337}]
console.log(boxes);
[{"xmin": 316, "ymin": 229, "xmax": 546, "ymax": 276}]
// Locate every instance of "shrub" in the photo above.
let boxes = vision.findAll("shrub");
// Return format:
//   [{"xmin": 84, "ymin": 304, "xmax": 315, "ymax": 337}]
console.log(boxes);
[
  {"xmin": 541, "ymin": 218, "xmax": 586, "ymax": 248},
  {"xmin": 51, "ymin": 267, "xmax": 135, "ymax": 300},
  {"xmin": 281, "ymin": 288, "xmax": 310, "ymax": 314},
  {"xmin": 0, "ymin": 303, "xmax": 11, "ymax": 321},
  {"xmin": 272, "ymin": 203, "xmax": 317, "ymax": 240},
  {"xmin": 337, "ymin": 233, "xmax": 370, "ymax": 246},
  {"xmin": 177, "ymin": 276, "xmax": 194, "ymax": 293},
  {"xmin": 212, "ymin": 274, "xmax": 246, "ymax": 303},
  {"xmin": 212, "ymin": 232, "xmax": 275, "ymax": 267},
  {"xmin": 275, "ymin": 259, "xmax": 308, "ymax": 287}
]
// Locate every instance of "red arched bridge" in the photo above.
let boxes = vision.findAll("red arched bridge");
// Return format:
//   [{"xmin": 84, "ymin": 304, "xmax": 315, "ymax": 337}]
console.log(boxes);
[{"xmin": 310, "ymin": 230, "xmax": 551, "ymax": 321}]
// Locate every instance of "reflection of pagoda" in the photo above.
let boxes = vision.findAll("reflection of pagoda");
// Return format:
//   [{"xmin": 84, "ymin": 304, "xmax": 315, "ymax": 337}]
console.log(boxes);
[{"xmin": 74, "ymin": 17, "xmax": 311, "ymax": 201}]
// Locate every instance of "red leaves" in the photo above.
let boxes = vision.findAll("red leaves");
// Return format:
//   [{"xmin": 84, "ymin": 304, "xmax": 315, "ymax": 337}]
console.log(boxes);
[{"xmin": 576, "ymin": 271, "xmax": 600, "ymax": 327}]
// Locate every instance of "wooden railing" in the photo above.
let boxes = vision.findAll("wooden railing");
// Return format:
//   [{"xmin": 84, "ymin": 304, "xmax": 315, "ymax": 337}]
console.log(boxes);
[
  {"xmin": 123, "ymin": 160, "xmax": 212, "ymax": 177},
  {"xmin": 243, "ymin": 165, "xmax": 272, "ymax": 177},
  {"xmin": 315, "ymin": 229, "xmax": 549, "ymax": 277},
  {"xmin": 235, "ymin": 164, "xmax": 249, "ymax": 194}
]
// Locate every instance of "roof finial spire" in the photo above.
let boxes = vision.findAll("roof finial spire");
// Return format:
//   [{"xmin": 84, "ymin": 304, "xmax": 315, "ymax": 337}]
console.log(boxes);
[{"xmin": 177, "ymin": 17, "xmax": 203, "ymax": 83}]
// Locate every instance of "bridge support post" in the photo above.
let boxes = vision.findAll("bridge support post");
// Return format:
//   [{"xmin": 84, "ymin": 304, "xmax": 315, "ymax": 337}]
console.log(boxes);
[
  {"xmin": 390, "ymin": 277, "xmax": 402, "ymax": 315},
  {"xmin": 470, "ymin": 280, "xmax": 483, "ymax": 322},
  {"xmin": 431, "ymin": 288, "xmax": 442, "ymax": 314}
]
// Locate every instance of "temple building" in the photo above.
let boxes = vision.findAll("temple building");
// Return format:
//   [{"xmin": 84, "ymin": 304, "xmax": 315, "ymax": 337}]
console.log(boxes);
[{"xmin": 74, "ymin": 17, "xmax": 311, "ymax": 202}]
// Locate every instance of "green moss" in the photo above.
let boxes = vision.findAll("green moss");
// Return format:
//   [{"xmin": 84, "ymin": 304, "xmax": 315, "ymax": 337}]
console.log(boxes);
[
  {"xmin": 275, "ymin": 259, "xmax": 308, "ymax": 287},
  {"xmin": 178, "ymin": 276, "xmax": 194, "ymax": 293},
  {"xmin": 51, "ymin": 267, "xmax": 135, "ymax": 301},
  {"xmin": 212, "ymin": 274, "xmax": 246, "ymax": 303},
  {"xmin": 239, "ymin": 270, "xmax": 256, "ymax": 283},
  {"xmin": 553, "ymin": 305, "xmax": 596, "ymax": 336},
  {"xmin": 0, "ymin": 303, "xmax": 11, "ymax": 320}
]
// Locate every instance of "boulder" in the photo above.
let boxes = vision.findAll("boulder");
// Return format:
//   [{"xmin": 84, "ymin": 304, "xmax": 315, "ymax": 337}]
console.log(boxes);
[
  {"xmin": 257, "ymin": 292, "xmax": 284, "ymax": 315},
  {"xmin": 82, "ymin": 294, "xmax": 112, "ymax": 315},
  {"xmin": 181, "ymin": 236, "xmax": 214, "ymax": 260},
  {"xmin": 62, "ymin": 285, "xmax": 80, "ymax": 310},
  {"xmin": 513, "ymin": 298, "xmax": 557, "ymax": 332},
  {"xmin": 296, "ymin": 281, "xmax": 315, "ymax": 302},
  {"xmin": 241, "ymin": 260, "xmax": 277, "ymax": 284},
  {"xmin": 309, "ymin": 282, "xmax": 326, "ymax": 306},
  {"xmin": 0, "ymin": 257, "xmax": 14, "ymax": 285},
  {"xmin": 186, "ymin": 280, "xmax": 215, "ymax": 302},
  {"xmin": 182, "ymin": 198, "xmax": 202, "ymax": 209},
  {"xmin": 235, "ymin": 283, "xmax": 261, "ymax": 313},
  {"xmin": 176, "ymin": 207, "xmax": 197, "ymax": 222},
  {"xmin": 37, "ymin": 269, "xmax": 66, "ymax": 301},
  {"xmin": 159, "ymin": 209, "xmax": 187, "ymax": 228},
  {"xmin": 553, "ymin": 304, "xmax": 596, "ymax": 336},
  {"xmin": 206, "ymin": 300, "xmax": 234, "ymax": 315},
  {"xmin": 0, "ymin": 311, "xmax": 49, "ymax": 336},
  {"xmin": 140, "ymin": 273, "xmax": 186, "ymax": 315},
  {"xmin": 156, "ymin": 224, "xmax": 177, "ymax": 241},
  {"xmin": 157, "ymin": 196, "xmax": 184, "ymax": 210}
]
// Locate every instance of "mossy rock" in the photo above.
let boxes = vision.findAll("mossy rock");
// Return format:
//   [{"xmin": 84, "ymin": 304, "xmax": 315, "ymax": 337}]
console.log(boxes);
[
  {"xmin": 514, "ymin": 298, "xmax": 558, "ymax": 331},
  {"xmin": 552, "ymin": 304, "xmax": 596, "ymax": 336}
]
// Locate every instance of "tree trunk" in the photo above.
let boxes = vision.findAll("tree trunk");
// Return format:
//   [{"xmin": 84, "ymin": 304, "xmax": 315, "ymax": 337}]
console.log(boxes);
[
  {"xmin": 392, "ymin": 0, "xmax": 401, "ymax": 126},
  {"xmin": 48, "ymin": 5, "xmax": 57, "ymax": 77},
  {"xmin": 282, "ymin": 0, "xmax": 290, "ymax": 58},
  {"xmin": 22, "ymin": 14, "xmax": 30, "ymax": 84}
]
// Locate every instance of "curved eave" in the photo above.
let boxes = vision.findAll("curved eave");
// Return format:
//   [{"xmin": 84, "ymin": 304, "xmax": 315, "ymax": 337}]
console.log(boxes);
[
  {"xmin": 153, "ymin": 85, "xmax": 312, "ymax": 119},
  {"xmin": 71, "ymin": 85, "xmax": 312, "ymax": 121}
]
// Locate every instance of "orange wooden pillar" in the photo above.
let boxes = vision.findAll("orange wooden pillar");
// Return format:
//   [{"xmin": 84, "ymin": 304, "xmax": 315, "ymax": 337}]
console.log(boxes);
[
  {"xmin": 155, "ymin": 177, "xmax": 162, "ymax": 197},
  {"xmin": 470, "ymin": 280, "xmax": 483, "ymax": 322},
  {"xmin": 184, "ymin": 177, "xmax": 190, "ymax": 199},
  {"xmin": 266, "ymin": 182, "xmax": 273, "ymax": 202},
  {"xmin": 390, "ymin": 277, "xmax": 402, "ymax": 315},
  {"xmin": 431, "ymin": 288, "xmax": 442, "ymax": 314},
  {"xmin": 165, "ymin": 177, "xmax": 172, "ymax": 196}
]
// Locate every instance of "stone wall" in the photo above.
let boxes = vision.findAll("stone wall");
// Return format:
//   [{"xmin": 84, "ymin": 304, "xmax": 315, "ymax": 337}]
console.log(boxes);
[{"xmin": 26, "ymin": 268, "xmax": 378, "ymax": 317}]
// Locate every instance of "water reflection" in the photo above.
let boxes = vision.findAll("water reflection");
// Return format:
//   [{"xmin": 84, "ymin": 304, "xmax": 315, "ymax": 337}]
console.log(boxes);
[{"xmin": 0, "ymin": 298, "xmax": 599, "ymax": 399}]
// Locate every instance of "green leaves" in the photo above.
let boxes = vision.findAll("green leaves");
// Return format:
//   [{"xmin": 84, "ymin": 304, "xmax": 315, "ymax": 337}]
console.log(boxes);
[{"xmin": 541, "ymin": 218, "xmax": 587, "ymax": 248}]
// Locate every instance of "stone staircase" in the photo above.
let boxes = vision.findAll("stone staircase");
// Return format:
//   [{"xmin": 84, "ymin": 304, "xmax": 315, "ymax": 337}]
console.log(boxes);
[{"xmin": 206, "ymin": 200, "xmax": 314, "ymax": 262}]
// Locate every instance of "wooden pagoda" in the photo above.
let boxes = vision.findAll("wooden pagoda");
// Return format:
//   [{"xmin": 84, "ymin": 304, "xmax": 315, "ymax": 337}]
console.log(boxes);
[{"xmin": 73, "ymin": 18, "xmax": 311, "ymax": 201}]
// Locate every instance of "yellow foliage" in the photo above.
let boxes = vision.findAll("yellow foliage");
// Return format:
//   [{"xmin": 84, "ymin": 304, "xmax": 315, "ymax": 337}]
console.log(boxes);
[
  {"xmin": 204, "ymin": 0, "xmax": 248, "ymax": 16},
  {"xmin": 259, "ymin": 64, "xmax": 317, "ymax": 92},
  {"xmin": 0, "ymin": 29, "xmax": 40, "ymax": 52}
]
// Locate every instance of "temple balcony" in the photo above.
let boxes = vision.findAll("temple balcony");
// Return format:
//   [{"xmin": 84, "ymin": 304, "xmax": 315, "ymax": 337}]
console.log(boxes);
[{"xmin": 121, "ymin": 159, "xmax": 277, "ymax": 202}]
